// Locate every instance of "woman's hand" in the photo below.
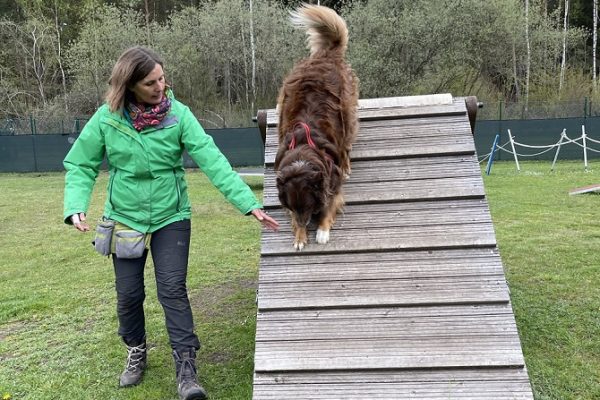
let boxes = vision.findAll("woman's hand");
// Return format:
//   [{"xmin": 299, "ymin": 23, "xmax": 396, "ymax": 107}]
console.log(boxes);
[
  {"xmin": 251, "ymin": 209, "xmax": 279, "ymax": 231},
  {"xmin": 71, "ymin": 212, "xmax": 90, "ymax": 232}
]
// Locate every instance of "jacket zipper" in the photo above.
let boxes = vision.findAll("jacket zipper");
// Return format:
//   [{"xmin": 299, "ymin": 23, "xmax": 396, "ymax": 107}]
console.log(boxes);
[
  {"xmin": 173, "ymin": 169, "xmax": 181, "ymax": 212},
  {"xmin": 109, "ymin": 170, "xmax": 117, "ymax": 211}
]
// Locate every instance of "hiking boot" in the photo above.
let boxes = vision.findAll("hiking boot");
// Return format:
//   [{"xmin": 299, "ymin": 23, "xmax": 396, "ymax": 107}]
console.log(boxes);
[
  {"xmin": 173, "ymin": 349, "xmax": 207, "ymax": 400},
  {"xmin": 119, "ymin": 341, "xmax": 147, "ymax": 387}
]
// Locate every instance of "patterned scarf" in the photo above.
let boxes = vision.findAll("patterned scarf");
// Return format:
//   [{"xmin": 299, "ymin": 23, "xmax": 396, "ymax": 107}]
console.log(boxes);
[{"xmin": 126, "ymin": 95, "xmax": 171, "ymax": 131}]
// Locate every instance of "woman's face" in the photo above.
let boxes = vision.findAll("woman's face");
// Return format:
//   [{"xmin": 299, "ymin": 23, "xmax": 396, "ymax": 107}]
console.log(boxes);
[{"xmin": 130, "ymin": 63, "xmax": 166, "ymax": 105}]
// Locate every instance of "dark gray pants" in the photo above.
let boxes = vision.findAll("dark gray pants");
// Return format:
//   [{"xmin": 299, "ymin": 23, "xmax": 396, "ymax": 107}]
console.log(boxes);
[{"xmin": 112, "ymin": 219, "xmax": 200, "ymax": 352}]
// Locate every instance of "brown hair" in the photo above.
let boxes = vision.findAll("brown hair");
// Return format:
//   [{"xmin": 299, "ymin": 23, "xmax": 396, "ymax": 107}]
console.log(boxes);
[{"xmin": 105, "ymin": 46, "xmax": 164, "ymax": 112}]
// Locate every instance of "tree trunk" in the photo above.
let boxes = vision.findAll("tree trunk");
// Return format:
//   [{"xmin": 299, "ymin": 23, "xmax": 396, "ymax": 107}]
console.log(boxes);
[
  {"xmin": 249, "ymin": 0, "xmax": 256, "ymax": 113},
  {"xmin": 240, "ymin": 21, "xmax": 249, "ymax": 104},
  {"xmin": 53, "ymin": 0, "xmax": 68, "ymax": 112},
  {"xmin": 30, "ymin": 25, "xmax": 47, "ymax": 107},
  {"xmin": 525, "ymin": 0, "xmax": 531, "ymax": 114},
  {"xmin": 144, "ymin": 0, "xmax": 151, "ymax": 43},
  {"xmin": 511, "ymin": 41, "xmax": 520, "ymax": 102},
  {"xmin": 594, "ymin": 0, "xmax": 598, "ymax": 93},
  {"xmin": 559, "ymin": 0, "xmax": 569, "ymax": 94}
]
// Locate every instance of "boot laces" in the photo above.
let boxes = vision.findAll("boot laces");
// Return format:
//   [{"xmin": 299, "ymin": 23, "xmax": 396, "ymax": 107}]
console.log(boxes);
[
  {"xmin": 125, "ymin": 344, "xmax": 146, "ymax": 372},
  {"xmin": 175, "ymin": 352, "xmax": 197, "ymax": 386},
  {"xmin": 177, "ymin": 355, "xmax": 197, "ymax": 384}
]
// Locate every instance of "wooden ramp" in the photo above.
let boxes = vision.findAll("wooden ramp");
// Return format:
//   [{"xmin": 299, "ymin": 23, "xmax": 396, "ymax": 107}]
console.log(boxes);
[{"xmin": 253, "ymin": 94, "xmax": 534, "ymax": 399}]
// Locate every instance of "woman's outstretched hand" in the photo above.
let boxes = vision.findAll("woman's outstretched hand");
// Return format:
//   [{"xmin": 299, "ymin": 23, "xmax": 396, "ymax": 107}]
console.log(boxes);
[
  {"xmin": 251, "ymin": 209, "xmax": 279, "ymax": 231},
  {"xmin": 71, "ymin": 212, "xmax": 90, "ymax": 232}
]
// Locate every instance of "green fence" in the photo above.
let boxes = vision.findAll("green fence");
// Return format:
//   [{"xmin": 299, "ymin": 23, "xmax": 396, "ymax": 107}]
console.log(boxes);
[
  {"xmin": 473, "ymin": 117, "xmax": 600, "ymax": 162},
  {"xmin": 476, "ymin": 98, "xmax": 599, "ymax": 120},
  {"xmin": 0, "ymin": 128, "xmax": 264, "ymax": 172},
  {"xmin": 1, "ymin": 113, "xmax": 599, "ymax": 173},
  {"xmin": 0, "ymin": 117, "xmax": 89, "ymax": 136}
]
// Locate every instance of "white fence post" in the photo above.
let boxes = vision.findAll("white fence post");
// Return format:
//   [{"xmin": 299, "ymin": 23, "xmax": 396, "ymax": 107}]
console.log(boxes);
[
  {"xmin": 582, "ymin": 125, "xmax": 588, "ymax": 171},
  {"xmin": 508, "ymin": 129, "xmax": 521, "ymax": 172},
  {"xmin": 551, "ymin": 129, "xmax": 566, "ymax": 171}
]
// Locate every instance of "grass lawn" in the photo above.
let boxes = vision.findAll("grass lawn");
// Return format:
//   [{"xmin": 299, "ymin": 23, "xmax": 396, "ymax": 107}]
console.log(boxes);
[
  {"xmin": 0, "ymin": 160, "xmax": 599, "ymax": 399},
  {"xmin": 0, "ymin": 170, "xmax": 264, "ymax": 400},
  {"xmin": 482, "ymin": 160, "xmax": 600, "ymax": 400}
]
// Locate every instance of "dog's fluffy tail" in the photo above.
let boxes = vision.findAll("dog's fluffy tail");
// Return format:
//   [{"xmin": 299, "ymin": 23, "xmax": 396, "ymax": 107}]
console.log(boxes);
[{"xmin": 290, "ymin": 4, "xmax": 348, "ymax": 58}]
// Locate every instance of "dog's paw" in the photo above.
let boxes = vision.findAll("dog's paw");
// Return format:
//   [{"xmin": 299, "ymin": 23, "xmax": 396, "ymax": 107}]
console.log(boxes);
[
  {"xmin": 316, "ymin": 228, "xmax": 330, "ymax": 244},
  {"xmin": 294, "ymin": 240, "xmax": 306, "ymax": 251}
]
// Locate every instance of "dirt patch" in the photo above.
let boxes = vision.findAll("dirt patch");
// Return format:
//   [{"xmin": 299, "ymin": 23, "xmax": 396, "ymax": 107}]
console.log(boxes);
[
  {"xmin": 205, "ymin": 351, "xmax": 233, "ymax": 364},
  {"xmin": 0, "ymin": 321, "xmax": 27, "ymax": 341},
  {"xmin": 189, "ymin": 278, "xmax": 257, "ymax": 320},
  {"xmin": 0, "ymin": 321, "xmax": 28, "ymax": 363}
]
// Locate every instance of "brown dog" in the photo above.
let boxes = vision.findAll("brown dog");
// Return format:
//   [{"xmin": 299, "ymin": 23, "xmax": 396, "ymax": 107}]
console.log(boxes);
[{"xmin": 274, "ymin": 4, "xmax": 359, "ymax": 250}]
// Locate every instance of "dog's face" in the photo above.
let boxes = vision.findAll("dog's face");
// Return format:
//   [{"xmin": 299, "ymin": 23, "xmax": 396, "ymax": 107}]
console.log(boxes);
[{"xmin": 276, "ymin": 160, "xmax": 323, "ymax": 227}]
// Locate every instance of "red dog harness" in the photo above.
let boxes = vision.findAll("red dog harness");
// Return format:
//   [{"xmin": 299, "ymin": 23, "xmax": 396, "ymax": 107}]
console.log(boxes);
[
  {"xmin": 287, "ymin": 121, "xmax": 335, "ymax": 173},
  {"xmin": 288, "ymin": 121, "xmax": 315, "ymax": 150}
]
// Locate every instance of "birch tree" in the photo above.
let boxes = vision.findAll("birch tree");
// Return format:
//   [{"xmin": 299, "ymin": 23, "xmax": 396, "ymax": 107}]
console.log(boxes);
[
  {"xmin": 249, "ymin": 0, "xmax": 257, "ymax": 113},
  {"xmin": 593, "ymin": 0, "xmax": 598, "ymax": 92},
  {"xmin": 525, "ymin": 0, "xmax": 531, "ymax": 111},
  {"xmin": 51, "ymin": 0, "xmax": 68, "ymax": 112},
  {"xmin": 559, "ymin": 0, "xmax": 569, "ymax": 93}
]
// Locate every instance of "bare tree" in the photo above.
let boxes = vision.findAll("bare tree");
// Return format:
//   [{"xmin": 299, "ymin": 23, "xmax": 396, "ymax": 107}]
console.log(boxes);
[
  {"xmin": 559, "ymin": 0, "xmax": 569, "ymax": 93},
  {"xmin": 31, "ymin": 25, "xmax": 50, "ymax": 106},
  {"xmin": 249, "ymin": 0, "xmax": 256, "ymax": 113},
  {"xmin": 525, "ymin": 0, "xmax": 531, "ymax": 112},
  {"xmin": 144, "ymin": 0, "xmax": 151, "ymax": 43},
  {"xmin": 52, "ymin": 0, "xmax": 68, "ymax": 112},
  {"xmin": 594, "ymin": 0, "xmax": 598, "ymax": 92}
]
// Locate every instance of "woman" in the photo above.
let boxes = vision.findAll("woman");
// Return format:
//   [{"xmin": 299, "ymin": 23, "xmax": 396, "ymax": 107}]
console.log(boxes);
[{"xmin": 63, "ymin": 46, "xmax": 278, "ymax": 400}]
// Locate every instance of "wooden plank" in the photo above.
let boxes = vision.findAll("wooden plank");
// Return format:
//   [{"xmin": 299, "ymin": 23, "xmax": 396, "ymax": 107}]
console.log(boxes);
[
  {"xmin": 254, "ymin": 368, "xmax": 533, "ymax": 399},
  {"xmin": 254, "ymin": 381, "xmax": 533, "ymax": 399},
  {"xmin": 258, "ymin": 248, "xmax": 510, "ymax": 307},
  {"xmin": 256, "ymin": 304, "xmax": 519, "ymax": 341},
  {"xmin": 256, "ymin": 316, "xmax": 518, "ymax": 341},
  {"xmin": 569, "ymin": 183, "xmax": 600, "ymax": 195},
  {"xmin": 254, "ymin": 386, "xmax": 533, "ymax": 400},
  {"xmin": 254, "ymin": 335, "xmax": 525, "ymax": 371},
  {"xmin": 259, "ymin": 248, "xmax": 504, "ymax": 284},
  {"xmin": 260, "ymin": 199, "xmax": 496, "ymax": 255},
  {"xmin": 254, "ymin": 367, "xmax": 532, "ymax": 385},
  {"xmin": 262, "ymin": 155, "xmax": 485, "ymax": 207},
  {"xmin": 264, "ymin": 115, "xmax": 475, "ymax": 165},
  {"xmin": 257, "ymin": 303, "xmax": 517, "ymax": 322},
  {"xmin": 257, "ymin": 275, "xmax": 509, "ymax": 310},
  {"xmin": 358, "ymin": 94, "xmax": 453, "ymax": 109},
  {"xmin": 264, "ymin": 96, "xmax": 466, "ymax": 127}
]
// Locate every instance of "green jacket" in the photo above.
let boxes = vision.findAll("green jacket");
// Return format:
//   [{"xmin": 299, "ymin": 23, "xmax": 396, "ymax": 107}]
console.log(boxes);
[{"xmin": 63, "ymin": 92, "xmax": 261, "ymax": 233}]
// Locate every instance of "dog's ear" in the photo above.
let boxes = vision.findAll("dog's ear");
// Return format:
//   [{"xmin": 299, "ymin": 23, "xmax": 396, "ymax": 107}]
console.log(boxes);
[
  {"xmin": 306, "ymin": 169, "xmax": 323, "ymax": 190},
  {"xmin": 276, "ymin": 170, "xmax": 286, "ymax": 187}
]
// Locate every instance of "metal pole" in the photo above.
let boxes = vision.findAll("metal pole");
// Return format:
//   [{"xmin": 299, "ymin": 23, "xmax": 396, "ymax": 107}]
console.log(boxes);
[
  {"xmin": 29, "ymin": 114, "xmax": 38, "ymax": 172},
  {"xmin": 486, "ymin": 134, "xmax": 500, "ymax": 175},
  {"xmin": 498, "ymin": 100, "xmax": 504, "ymax": 160},
  {"xmin": 508, "ymin": 129, "xmax": 520, "ymax": 172}
]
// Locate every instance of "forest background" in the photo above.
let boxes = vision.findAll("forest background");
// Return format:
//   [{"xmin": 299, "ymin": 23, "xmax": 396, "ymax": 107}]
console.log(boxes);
[{"xmin": 1, "ymin": 0, "xmax": 599, "ymax": 129}]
